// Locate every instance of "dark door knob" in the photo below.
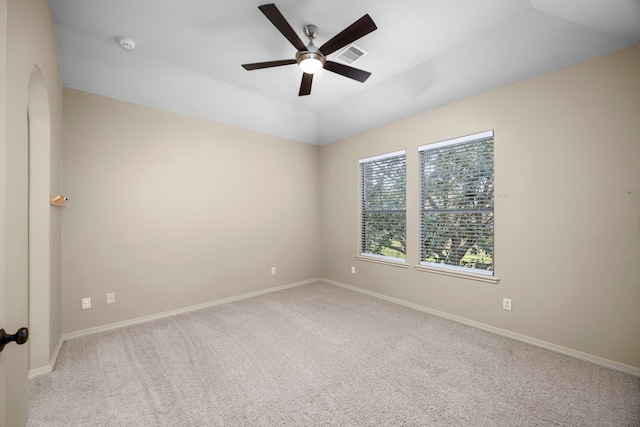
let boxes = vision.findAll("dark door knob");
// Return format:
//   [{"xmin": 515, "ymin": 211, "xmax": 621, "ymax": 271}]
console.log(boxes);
[{"xmin": 0, "ymin": 327, "xmax": 29, "ymax": 352}]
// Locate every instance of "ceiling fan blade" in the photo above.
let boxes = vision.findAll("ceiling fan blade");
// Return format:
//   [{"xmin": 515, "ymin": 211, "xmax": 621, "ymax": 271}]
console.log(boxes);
[
  {"xmin": 324, "ymin": 61, "xmax": 371, "ymax": 83},
  {"xmin": 242, "ymin": 59, "xmax": 297, "ymax": 70},
  {"xmin": 299, "ymin": 73, "xmax": 313, "ymax": 96},
  {"xmin": 318, "ymin": 14, "xmax": 377, "ymax": 56},
  {"xmin": 258, "ymin": 4, "xmax": 308, "ymax": 52}
]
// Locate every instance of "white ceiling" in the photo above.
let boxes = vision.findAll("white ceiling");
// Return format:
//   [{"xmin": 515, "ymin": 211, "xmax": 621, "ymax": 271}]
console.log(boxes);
[{"xmin": 50, "ymin": 0, "xmax": 640, "ymax": 145}]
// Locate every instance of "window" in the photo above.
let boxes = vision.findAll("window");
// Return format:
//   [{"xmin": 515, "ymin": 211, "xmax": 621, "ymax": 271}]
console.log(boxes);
[
  {"xmin": 419, "ymin": 131, "xmax": 494, "ymax": 275},
  {"xmin": 359, "ymin": 150, "xmax": 406, "ymax": 262}
]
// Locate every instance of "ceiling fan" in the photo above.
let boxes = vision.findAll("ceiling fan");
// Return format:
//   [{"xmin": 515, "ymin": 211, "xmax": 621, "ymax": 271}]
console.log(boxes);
[{"xmin": 242, "ymin": 3, "xmax": 377, "ymax": 96}]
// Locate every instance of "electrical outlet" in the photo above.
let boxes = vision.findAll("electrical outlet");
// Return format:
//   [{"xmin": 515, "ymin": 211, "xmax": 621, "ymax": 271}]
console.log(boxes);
[
  {"xmin": 271, "ymin": 267, "xmax": 276, "ymax": 275},
  {"xmin": 351, "ymin": 266, "xmax": 356, "ymax": 274},
  {"xmin": 106, "ymin": 292, "xmax": 116, "ymax": 304},
  {"xmin": 502, "ymin": 298, "xmax": 512, "ymax": 311},
  {"xmin": 81, "ymin": 297, "xmax": 92, "ymax": 310}
]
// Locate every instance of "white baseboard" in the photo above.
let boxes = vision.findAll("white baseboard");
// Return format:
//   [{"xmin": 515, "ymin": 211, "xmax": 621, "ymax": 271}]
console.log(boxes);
[
  {"xmin": 63, "ymin": 278, "xmax": 321, "ymax": 341},
  {"xmin": 28, "ymin": 365, "xmax": 52, "ymax": 379},
  {"xmin": 29, "ymin": 335, "xmax": 64, "ymax": 379},
  {"xmin": 323, "ymin": 278, "xmax": 640, "ymax": 377}
]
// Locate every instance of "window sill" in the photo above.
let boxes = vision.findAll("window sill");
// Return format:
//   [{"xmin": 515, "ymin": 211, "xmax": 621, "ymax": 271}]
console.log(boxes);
[
  {"xmin": 413, "ymin": 264, "xmax": 500, "ymax": 284},
  {"xmin": 356, "ymin": 255, "xmax": 409, "ymax": 269}
]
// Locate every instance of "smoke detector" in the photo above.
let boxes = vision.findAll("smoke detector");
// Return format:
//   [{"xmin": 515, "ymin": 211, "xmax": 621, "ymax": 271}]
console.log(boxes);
[{"xmin": 118, "ymin": 37, "xmax": 136, "ymax": 50}]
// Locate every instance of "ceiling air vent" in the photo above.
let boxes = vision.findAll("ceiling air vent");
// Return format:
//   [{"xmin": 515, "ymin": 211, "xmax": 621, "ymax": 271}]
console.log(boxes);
[{"xmin": 335, "ymin": 44, "xmax": 368, "ymax": 65}]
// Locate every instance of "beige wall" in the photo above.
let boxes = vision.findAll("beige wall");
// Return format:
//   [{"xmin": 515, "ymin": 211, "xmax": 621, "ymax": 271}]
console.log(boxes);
[
  {"xmin": 319, "ymin": 45, "xmax": 640, "ymax": 369},
  {"xmin": 61, "ymin": 89, "xmax": 321, "ymax": 333},
  {"xmin": 1, "ymin": 0, "xmax": 62, "ymax": 423}
]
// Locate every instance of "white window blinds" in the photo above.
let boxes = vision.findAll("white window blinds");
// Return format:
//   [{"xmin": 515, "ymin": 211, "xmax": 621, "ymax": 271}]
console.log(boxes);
[
  {"xmin": 360, "ymin": 150, "xmax": 406, "ymax": 261},
  {"xmin": 419, "ymin": 131, "xmax": 494, "ymax": 275}
]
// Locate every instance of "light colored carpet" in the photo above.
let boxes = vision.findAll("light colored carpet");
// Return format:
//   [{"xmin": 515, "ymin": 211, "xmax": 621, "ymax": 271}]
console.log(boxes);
[{"xmin": 29, "ymin": 282, "xmax": 640, "ymax": 426}]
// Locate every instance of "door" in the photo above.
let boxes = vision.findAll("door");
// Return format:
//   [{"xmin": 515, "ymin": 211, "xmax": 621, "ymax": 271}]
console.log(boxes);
[
  {"xmin": 0, "ymin": 96, "xmax": 30, "ymax": 426},
  {"xmin": 1, "ymin": 4, "xmax": 31, "ymax": 422},
  {"xmin": 0, "ymin": 117, "xmax": 30, "ymax": 424}
]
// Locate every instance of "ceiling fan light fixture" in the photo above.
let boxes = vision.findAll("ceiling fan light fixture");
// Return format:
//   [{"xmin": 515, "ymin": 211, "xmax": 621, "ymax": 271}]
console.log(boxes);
[{"xmin": 296, "ymin": 51, "xmax": 325, "ymax": 74}]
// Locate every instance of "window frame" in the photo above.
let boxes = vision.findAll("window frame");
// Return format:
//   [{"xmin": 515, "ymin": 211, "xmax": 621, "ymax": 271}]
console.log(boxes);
[
  {"xmin": 417, "ymin": 131, "xmax": 498, "ymax": 282},
  {"xmin": 358, "ymin": 149, "xmax": 407, "ymax": 265}
]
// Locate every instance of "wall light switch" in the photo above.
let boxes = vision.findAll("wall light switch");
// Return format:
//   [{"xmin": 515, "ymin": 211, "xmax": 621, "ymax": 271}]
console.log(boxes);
[
  {"xmin": 81, "ymin": 297, "xmax": 91, "ymax": 310},
  {"xmin": 271, "ymin": 267, "xmax": 276, "ymax": 275}
]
